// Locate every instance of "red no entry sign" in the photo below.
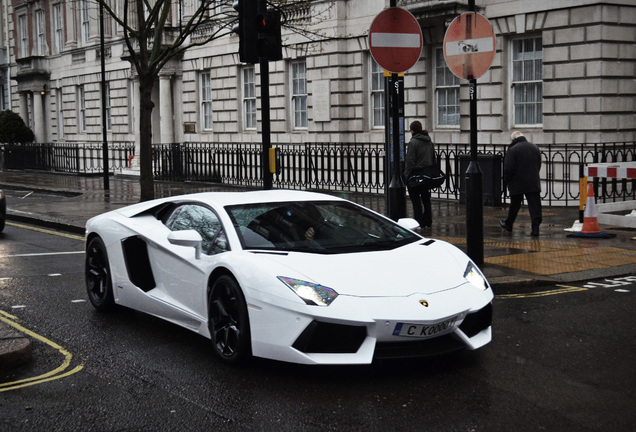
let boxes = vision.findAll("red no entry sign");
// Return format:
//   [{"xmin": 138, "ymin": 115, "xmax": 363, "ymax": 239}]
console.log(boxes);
[
  {"xmin": 443, "ymin": 12, "xmax": 496, "ymax": 80},
  {"xmin": 369, "ymin": 7, "xmax": 423, "ymax": 74}
]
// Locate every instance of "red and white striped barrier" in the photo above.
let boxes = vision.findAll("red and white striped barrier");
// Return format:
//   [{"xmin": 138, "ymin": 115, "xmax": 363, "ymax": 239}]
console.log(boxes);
[
  {"xmin": 584, "ymin": 162, "xmax": 636, "ymax": 229},
  {"xmin": 567, "ymin": 162, "xmax": 636, "ymax": 232},
  {"xmin": 585, "ymin": 162, "xmax": 636, "ymax": 179}
]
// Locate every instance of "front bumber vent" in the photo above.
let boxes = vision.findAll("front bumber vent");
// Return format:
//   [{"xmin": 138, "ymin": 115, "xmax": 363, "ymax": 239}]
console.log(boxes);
[
  {"xmin": 375, "ymin": 335, "xmax": 466, "ymax": 359},
  {"xmin": 293, "ymin": 321, "xmax": 367, "ymax": 354},
  {"xmin": 459, "ymin": 302, "xmax": 493, "ymax": 338},
  {"xmin": 374, "ymin": 303, "xmax": 493, "ymax": 360}
]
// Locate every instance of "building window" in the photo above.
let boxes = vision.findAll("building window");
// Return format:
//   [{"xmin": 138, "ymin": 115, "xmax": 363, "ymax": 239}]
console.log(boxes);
[
  {"xmin": 435, "ymin": 48, "xmax": 460, "ymax": 127},
  {"xmin": 18, "ymin": 15, "xmax": 28, "ymax": 58},
  {"xmin": 243, "ymin": 67, "xmax": 257, "ymax": 130},
  {"xmin": 512, "ymin": 37, "xmax": 543, "ymax": 126},
  {"xmin": 128, "ymin": 80, "xmax": 136, "ymax": 133},
  {"xmin": 291, "ymin": 61, "xmax": 307, "ymax": 129},
  {"xmin": 36, "ymin": 10, "xmax": 46, "ymax": 56},
  {"xmin": 0, "ymin": 84, "xmax": 7, "ymax": 111},
  {"xmin": 371, "ymin": 60, "xmax": 385, "ymax": 128},
  {"xmin": 81, "ymin": 0, "xmax": 90, "ymax": 44},
  {"xmin": 201, "ymin": 72, "xmax": 213, "ymax": 130},
  {"xmin": 53, "ymin": 3, "xmax": 64, "ymax": 54},
  {"xmin": 56, "ymin": 88, "xmax": 64, "ymax": 139},
  {"xmin": 78, "ymin": 85, "xmax": 86, "ymax": 132},
  {"xmin": 105, "ymin": 83, "xmax": 112, "ymax": 131}
]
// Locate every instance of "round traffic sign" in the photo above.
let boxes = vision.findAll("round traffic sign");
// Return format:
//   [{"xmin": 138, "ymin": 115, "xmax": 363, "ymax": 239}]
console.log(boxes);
[
  {"xmin": 443, "ymin": 12, "xmax": 496, "ymax": 80},
  {"xmin": 369, "ymin": 7, "xmax": 423, "ymax": 74}
]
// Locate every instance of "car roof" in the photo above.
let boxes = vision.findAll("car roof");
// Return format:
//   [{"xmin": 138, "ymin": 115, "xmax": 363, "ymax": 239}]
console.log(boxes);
[{"xmin": 116, "ymin": 190, "xmax": 345, "ymax": 218}]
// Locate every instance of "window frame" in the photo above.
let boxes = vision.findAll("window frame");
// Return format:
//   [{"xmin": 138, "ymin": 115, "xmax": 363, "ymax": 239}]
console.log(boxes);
[
  {"xmin": 370, "ymin": 60, "xmax": 385, "ymax": 129},
  {"xmin": 434, "ymin": 48, "xmax": 461, "ymax": 128},
  {"xmin": 53, "ymin": 3, "xmax": 64, "ymax": 54},
  {"xmin": 18, "ymin": 14, "xmax": 28, "ymax": 58},
  {"xmin": 200, "ymin": 71, "xmax": 213, "ymax": 131},
  {"xmin": 56, "ymin": 87, "xmax": 64, "ymax": 139},
  {"xmin": 78, "ymin": 85, "xmax": 86, "ymax": 132},
  {"xmin": 81, "ymin": 0, "xmax": 90, "ymax": 44},
  {"xmin": 291, "ymin": 61, "xmax": 308, "ymax": 129},
  {"xmin": 105, "ymin": 82, "xmax": 112, "ymax": 131},
  {"xmin": 36, "ymin": 10, "xmax": 46, "ymax": 56},
  {"xmin": 510, "ymin": 36, "xmax": 543, "ymax": 127},
  {"xmin": 242, "ymin": 66, "xmax": 257, "ymax": 130}
]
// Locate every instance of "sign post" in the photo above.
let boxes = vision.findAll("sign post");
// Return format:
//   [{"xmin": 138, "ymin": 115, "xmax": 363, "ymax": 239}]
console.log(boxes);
[
  {"xmin": 443, "ymin": 10, "xmax": 496, "ymax": 265},
  {"xmin": 369, "ymin": 7, "xmax": 422, "ymax": 220}
]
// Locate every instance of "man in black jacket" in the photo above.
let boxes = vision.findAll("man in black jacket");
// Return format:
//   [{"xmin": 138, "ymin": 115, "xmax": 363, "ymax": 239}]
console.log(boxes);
[
  {"xmin": 405, "ymin": 121, "xmax": 436, "ymax": 230},
  {"xmin": 500, "ymin": 131, "xmax": 542, "ymax": 236}
]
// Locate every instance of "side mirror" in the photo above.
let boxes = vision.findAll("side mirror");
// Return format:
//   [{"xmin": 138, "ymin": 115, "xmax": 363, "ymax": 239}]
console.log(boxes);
[
  {"xmin": 168, "ymin": 230, "xmax": 203, "ymax": 259},
  {"xmin": 397, "ymin": 218, "xmax": 420, "ymax": 231}
]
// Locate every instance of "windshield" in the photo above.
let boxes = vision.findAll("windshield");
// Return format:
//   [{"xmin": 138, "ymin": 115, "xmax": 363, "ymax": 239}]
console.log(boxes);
[{"xmin": 226, "ymin": 200, "xmax": 419, "ymax": 253}]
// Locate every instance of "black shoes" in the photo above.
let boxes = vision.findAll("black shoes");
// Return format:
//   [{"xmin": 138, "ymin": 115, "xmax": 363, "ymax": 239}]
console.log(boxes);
[
  {"xmin": 499, "ymin": 220, "xmax": 512, "ymax": 232},
  {"xmin": 531, "ymin": 225, "xmax": 540, "ymax": 237},
  {"xmin": 500, "ymin": 220, "xmax": 539, "ymax": 236}
]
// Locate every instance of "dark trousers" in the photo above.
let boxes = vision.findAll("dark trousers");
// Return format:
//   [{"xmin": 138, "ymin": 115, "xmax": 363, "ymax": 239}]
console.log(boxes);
[
  {"xmin": 408, "ymin": 186, "xmax": 432, "ymax": 227},
  {"xmin": 505, "ymin": 192, "xmax": 542, "ymax": 230}
]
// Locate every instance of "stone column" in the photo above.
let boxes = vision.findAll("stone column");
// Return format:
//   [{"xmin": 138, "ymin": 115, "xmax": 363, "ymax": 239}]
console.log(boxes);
[
  {"xmin": 159, "ymin": 75, "xmax": 173, "ymax": 144},
  {"xmin": 19, "ymin": 92, "xmax": 28, "ymax": 126},
  {"xmin": 32, "ymin": 91, "xmax": 46, "ymax": 143}
]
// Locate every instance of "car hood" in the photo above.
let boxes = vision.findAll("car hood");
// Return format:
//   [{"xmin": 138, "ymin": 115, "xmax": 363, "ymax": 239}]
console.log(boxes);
[{"xmin": 250, "ymin": 240, "xmax": 471, "ymax": 297}]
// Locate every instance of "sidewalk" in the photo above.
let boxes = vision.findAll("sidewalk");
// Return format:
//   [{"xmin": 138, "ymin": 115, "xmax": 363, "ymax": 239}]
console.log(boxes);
[{"xmin": 1, "ymin": 170, "xmax": 635, "ymax": 373}]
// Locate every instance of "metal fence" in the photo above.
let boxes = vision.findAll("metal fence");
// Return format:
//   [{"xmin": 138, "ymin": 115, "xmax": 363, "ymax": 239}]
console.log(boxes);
[
  {"xmin": 3, "ymin": 141, "xmax": 634, "ymax": 206},
  {"xmin": 2, "ymin": 142, "xmax": 134, "ymax": 174}
]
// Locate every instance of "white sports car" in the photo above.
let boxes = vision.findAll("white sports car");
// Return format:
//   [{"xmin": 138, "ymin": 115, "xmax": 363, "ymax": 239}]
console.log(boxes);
[{"xmin": 85, "ymin": 190, "xmax": 492, "ymax": 365}]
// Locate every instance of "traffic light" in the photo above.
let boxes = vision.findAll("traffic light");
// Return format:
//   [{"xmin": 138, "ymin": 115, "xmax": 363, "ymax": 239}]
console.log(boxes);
[
  {"xmin": 232, "ymin": 0, "xmax": 258, "ymax": 63},
  {"xmin": 256, "ymin": 10, "xmax": 282, "ymax": 61}
]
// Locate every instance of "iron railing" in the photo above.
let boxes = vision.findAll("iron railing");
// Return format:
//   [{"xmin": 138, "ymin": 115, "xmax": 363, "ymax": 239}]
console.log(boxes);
[
  {"xmin": 2, "ymin": 142, "xmax": 134, "ymax": 174},
  {"xmin": 3, "ymin": 141, "xmax": 634, "ymax": 206}
]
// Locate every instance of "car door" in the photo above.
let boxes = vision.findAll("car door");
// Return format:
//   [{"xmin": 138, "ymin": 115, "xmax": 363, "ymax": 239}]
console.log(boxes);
[{"xmin": 148, "ymin": 203, "xmax": 229, "ymax": 321}]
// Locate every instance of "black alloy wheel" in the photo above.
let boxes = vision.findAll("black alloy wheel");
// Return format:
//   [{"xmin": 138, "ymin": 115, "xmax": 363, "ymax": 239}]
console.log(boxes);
[
  {"xmin": 85, "ymin": 236, "xmax": 115, "ymax": 311},
  {"xmin": 208, "ymin": 275, "xmax": 251, "ymax": 364}
]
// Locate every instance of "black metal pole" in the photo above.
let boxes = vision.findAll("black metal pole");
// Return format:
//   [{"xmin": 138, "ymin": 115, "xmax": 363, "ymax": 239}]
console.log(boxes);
[
  {"xmin": 260, "ymin": 58, "xmax": 273, "ymax": 190},
  {"xmin": 100, "ymin": 2, "xmax": 109, "ymax": 191},
  {"xmin": 258, "ymin": 0, "xmax": 272, "ymax": 190},
  {"xmin": 465, "ymin": 0, "xmax": 483, "ymax": 265},
  {"xmin": 386, "ymin": 0, "xmax": 406, "ymax": 220},
  {"xmin": 466, "ymin": 79, "xmax": 483, "ymax": 264},
  {"xmin": 388, "ymin": 74, "xmax": 406, "ymax": 220}
]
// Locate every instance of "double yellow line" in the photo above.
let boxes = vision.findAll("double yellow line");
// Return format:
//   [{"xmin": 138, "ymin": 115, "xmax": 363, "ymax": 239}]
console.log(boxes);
[
  {"xmin": 0, "ymin": 310, "xmax": 83, "ymax": 392},
  {"xmin": 6, "ymin": 221, "xmax": 84, "ymax": 241},
  {"xmin": 496, "ymin": 284, "xmax": 588, "ymax": 299}
]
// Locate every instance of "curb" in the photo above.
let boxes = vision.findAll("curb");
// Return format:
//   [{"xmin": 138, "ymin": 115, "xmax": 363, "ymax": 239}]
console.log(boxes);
[
  {"xmin": 6, "ymin": 210, "xmax": 85, "ymax": 235},
  {"xmin": 0, "ymin": 324, "xmax": 32, "ymax": 373}
]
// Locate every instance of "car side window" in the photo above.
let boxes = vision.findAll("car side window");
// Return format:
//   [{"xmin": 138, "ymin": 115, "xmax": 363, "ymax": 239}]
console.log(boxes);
[{"xmin": 165, "ymin": 204, "xmax": 228, "ymax": 255}]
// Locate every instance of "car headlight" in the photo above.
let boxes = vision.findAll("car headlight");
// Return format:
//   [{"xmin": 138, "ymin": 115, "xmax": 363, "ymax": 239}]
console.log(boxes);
[
  {"xmin": 464, "ymin": 262, "xmax": 488, "ymax": 291},
  {"xmin": 278, "ymin": 276, "xmax": 339, "ymax": 306}
]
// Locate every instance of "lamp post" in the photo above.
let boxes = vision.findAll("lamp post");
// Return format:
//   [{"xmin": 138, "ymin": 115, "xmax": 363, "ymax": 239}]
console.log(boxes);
[{"xmin": 100, "ymin": 1, "xmax": 109, "ymax": 191}]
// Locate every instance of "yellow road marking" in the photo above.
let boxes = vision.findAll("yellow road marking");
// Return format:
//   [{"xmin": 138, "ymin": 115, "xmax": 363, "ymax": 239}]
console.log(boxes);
[
  {"xmin": 496, "ymin": 285, "xmax": 588, "ymax": 299},
  {"xmin": 6, "ymin": 221, "xmax": 84, "ymax": 241},
  {"xmin": 0, "ymin": 310, "xmax": 83, "ymax": 392}
]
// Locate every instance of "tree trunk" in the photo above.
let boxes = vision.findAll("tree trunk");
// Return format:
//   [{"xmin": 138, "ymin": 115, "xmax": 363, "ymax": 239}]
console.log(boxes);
[{"xmin": 138, "ymin": 76, "xmax": 155, "ymax": 202}]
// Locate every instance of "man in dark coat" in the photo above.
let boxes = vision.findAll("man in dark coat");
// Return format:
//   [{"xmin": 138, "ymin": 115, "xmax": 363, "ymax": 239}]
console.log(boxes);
[
  {"xmin": 500, "ymin": 131, "xmax": 543, "ymax": 236},
  {"xmin": 405, "ymin": 121, "xmax": 436, "ymax": 230}
]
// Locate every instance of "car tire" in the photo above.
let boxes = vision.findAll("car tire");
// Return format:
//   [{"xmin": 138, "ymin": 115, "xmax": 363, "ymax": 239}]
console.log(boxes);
[
  {"xmin": 208, "ymin": 275, "xmax": 251, "ymax": 364},
  {"xmin": 85, "ymin": 236, "xmax": 115, "ymax": 311}
]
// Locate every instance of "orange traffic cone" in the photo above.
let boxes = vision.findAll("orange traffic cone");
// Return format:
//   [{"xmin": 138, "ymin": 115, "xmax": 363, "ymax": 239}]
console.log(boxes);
[
  {"xmin": 569, "ymin": 182, "xmax": 615, "ymax": 238},
  {"xmin": 581, "ymin": 182, "xmax": 600, "ymax": 234}
]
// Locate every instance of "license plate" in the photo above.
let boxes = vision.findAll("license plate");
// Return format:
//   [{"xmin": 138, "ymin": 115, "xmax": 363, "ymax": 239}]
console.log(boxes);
[{"xmin": 393, "ymin": 316, "xmax": 458, "ymax": 338}]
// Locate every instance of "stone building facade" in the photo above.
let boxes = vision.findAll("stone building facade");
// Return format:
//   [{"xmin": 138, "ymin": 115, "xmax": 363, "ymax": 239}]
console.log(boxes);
[{"xmin": 3, "ymin": 0, "xmax": 635, "ymax": 155}]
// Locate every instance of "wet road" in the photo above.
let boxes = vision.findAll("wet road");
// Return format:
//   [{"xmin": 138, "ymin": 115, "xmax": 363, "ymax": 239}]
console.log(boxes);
[{"xmin": 1, "ymin": 222, "xmax": 635, "ymax": 431}]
